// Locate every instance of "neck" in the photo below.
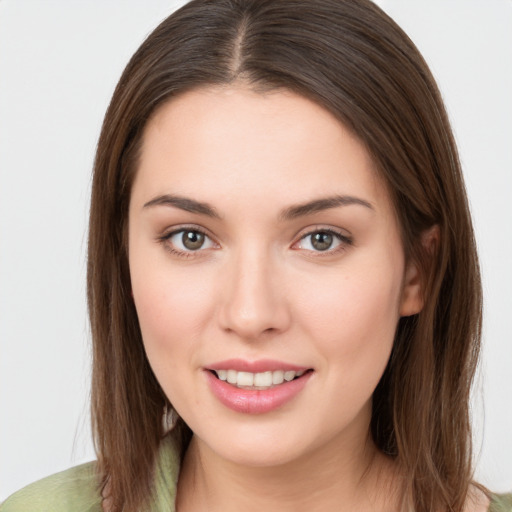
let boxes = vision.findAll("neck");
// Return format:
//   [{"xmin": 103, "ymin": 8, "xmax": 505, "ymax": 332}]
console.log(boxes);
[{"xmin": 176, "ymin": 425, "xmax": 401, "ymax": 512}]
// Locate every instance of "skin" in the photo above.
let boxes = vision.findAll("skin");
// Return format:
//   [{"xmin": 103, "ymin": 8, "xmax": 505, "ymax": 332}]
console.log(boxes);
[{"xmin": 127, "ymin": 85, "xmax": 434, "ymax": 512}]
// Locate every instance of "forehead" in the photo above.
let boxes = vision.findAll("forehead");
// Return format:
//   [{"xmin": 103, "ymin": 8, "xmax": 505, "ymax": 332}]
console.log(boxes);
[{"xmin": 133, "ymin": 85, "xmax": 390, "ymax": 215}]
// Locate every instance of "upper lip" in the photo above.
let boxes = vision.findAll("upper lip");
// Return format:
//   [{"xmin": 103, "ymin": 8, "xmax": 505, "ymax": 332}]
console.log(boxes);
[{"xmin": 206, "ymin": 359, "xmax": 311, "ymax": 373}]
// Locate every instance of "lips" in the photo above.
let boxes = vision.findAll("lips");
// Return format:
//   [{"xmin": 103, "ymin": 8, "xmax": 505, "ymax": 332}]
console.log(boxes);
[{"xmin": 204, "ymin": 359, "xmax": 313, "ymax": 414}]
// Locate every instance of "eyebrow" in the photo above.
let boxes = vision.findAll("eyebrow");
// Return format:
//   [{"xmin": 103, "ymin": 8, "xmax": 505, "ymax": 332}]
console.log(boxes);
[
  {"xmin": 143, "ymin": 193, "xmax": 374, "ymax": 220},
  {"xmin": 143, "ymin": 194, "xmax": 221, "ymax": 218},
  {"xmin": 279, "ymin": 195, "xmax": 374, "ymax": 220}
]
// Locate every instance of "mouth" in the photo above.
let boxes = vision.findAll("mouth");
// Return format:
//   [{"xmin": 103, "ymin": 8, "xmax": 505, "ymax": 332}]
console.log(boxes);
[
  {"xmin": 204, "ymin": 362, "xmax": 314, "ymax": 414},
  {"xmin": 208, "ymin": 368, "xmax": 313, "ymax": 390}
]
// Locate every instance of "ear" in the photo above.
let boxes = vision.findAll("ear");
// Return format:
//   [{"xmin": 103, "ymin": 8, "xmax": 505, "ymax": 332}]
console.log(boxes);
[{"xmin": 399, "ymin": 225, "xmax": 440, "ymax": 317}]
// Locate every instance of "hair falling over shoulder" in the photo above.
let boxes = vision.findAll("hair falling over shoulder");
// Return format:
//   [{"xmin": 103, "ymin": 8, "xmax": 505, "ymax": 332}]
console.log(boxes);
[{"xmin": 87, "ymin": 1, "xmax": 483, "ymax": 510}]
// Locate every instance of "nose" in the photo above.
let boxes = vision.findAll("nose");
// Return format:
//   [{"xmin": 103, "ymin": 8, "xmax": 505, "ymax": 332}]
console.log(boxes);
[{"xmin": 218, "ymin": 246, "xmax": 291, "ymax": 340}]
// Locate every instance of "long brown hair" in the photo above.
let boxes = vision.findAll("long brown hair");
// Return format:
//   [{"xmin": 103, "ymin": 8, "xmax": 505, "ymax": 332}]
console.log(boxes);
[{"xmin": 88, "ymin": 1, "xmax": 482, "ymax": 510}]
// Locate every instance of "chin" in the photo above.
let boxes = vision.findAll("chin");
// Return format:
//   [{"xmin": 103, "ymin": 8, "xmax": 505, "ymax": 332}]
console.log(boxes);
[
  {"xmin": 191, "ymin": 420, "xmax": 310, "ymax": 468},
  {"xmin": 190, "ymin": 413, "xmax": 358, "ymax": 470}
]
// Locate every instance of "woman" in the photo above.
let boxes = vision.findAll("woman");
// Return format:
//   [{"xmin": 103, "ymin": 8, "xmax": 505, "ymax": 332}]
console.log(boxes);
[{"xmin": 1, "ymin": 0, "xmax": 510, "ymax": 511}]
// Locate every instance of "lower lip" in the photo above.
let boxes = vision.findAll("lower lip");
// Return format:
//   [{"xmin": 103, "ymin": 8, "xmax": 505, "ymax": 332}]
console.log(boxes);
[{"xmin": 204, "ymin": 370, "xmax": 312, "ymax": 414}]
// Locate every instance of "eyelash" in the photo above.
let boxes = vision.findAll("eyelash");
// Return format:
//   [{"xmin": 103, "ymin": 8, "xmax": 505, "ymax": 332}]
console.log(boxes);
[{"xmin": 157, "ymin": 225, "xmax": 353, "ymax": 259}]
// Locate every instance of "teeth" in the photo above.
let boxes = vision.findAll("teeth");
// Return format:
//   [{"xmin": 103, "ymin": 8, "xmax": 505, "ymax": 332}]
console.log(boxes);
[
  {"xmin": 254, "ymin": 371, "xmax": 272, "ymax": 387},
  {"xmin": 214, "ymin": 369, "xmax": 307, "ymax": 389},
  {"xmin": 284, "ymin": 371, "xmax": 296, "ymax": 382},
  {"xmin": 237, "ymin": 371, "xmax": 254, "ymax": 387},
  {"xmin": 227, "ymin": 369, "xmax": 237, "ymax": 384},
  {"xmin": 272, "ymin": 370, "xmax": 284, "ymax": 385}
]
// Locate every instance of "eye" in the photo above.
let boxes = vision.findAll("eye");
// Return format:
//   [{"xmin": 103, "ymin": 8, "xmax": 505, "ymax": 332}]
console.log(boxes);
[
  {"xmin": 164, "ymin": 228, "xmax": 216, "ymax": 253},
  {"xmin": 295, "ymin": 229, "xmax": 351, "ymax": 253}
]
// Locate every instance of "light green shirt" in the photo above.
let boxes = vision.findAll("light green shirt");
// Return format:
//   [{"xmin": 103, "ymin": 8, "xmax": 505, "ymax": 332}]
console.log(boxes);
[
  {"xmin": 0, "ymin": 435, "xmax": 179, "ymax": 512},
  {"xmin": 1, "ymin": 435, "xmax": 511, "ymax": 511}
]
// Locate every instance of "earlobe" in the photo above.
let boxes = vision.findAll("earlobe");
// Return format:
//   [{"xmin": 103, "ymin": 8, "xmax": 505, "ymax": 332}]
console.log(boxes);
[
  {"xmin": 399, "ymin": 225, "xmax": 440, "ymax": 317},
  {"xmin": 400, "ymin": 260, "xmax": 423, "ymax": 317}
]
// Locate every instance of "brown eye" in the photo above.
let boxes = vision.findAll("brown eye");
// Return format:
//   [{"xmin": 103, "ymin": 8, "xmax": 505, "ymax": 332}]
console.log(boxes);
[
  {"xmin": 295, "ymin": 229, "xmax": 351, "ymax": 253},
  {"xmin": 310, "ymin": 232, "xmax": 333, "ymax": 251},
  {"xmin": 182, "ymin": 230, "xmax": 205, "ymax": 250},
  {"xmin": 165, "ymin": 229, "xmax": 215, "ymax": 253}
]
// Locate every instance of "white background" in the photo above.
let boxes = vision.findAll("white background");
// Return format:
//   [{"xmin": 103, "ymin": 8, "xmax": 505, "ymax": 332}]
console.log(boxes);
[{"xmin": 0, "ymin": 0, "xmax": 511, "ymax": 501}]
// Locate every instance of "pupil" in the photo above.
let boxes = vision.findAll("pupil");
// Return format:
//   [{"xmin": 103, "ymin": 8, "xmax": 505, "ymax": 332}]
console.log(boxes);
[
  {"xmin": 312, "ymin": 232, "xmax": 332, "ymax": 251},
  {"xmin": 182, "ymin": 231, "xmax": 204, "ymax": 250}
]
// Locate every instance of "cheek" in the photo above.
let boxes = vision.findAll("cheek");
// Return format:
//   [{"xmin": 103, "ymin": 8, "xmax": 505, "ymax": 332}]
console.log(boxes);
[
  {"xmin": 130, "ymin": 266, "xmax": 217, "ymax": 413},
  {"xmin": 297, "ymin": 256, "xmax": 403, "ymax": 369},
  {"xmin": 128, "ymin": 236, "xmax": 217, "ymax": 388},
  {"xmin": 296, "ymin": 260, "xmax": 402, "ymax": 430},
  {"xmin": 132, "ymin": 267, "xmax": 214, "ymax": 352}
]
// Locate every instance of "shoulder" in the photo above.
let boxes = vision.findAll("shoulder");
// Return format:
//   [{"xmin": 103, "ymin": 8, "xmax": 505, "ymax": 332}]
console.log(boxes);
[
  {"xmin": 489, "ymin": 494, "xmax": 512, "ymax": 512},
  {"xmin": 464, "ymin": 485, "xmax": 512, "ymax": 512},
  {"xmin": 0, "ymin": 435, "xmax": 181, "ymax": 512},
  {"xmin": 0, "ymin": 462, "xmax": 102, "ymax": 512}
]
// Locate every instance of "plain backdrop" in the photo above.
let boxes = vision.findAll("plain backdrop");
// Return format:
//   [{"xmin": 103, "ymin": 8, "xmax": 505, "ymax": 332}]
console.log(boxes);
[{"xmin": 1, "ymin": 0, "xmax": 511, "ymax": 501}]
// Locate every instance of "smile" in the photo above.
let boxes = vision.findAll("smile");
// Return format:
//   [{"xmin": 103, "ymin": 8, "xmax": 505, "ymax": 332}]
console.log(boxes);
[
  {"xmin": 205, "ymin": 362, "xmax": 313, "ymax": 414},
  {"xmin": 213, "ymin": 369, "xmax": 306, "ymax": 389}
]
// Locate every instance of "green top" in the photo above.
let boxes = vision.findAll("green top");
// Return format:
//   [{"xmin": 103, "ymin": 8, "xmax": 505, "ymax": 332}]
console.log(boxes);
[
  {"xmin": 1, "ymin": 436, "xmax": 511, "ymax": 511},
  {"xmin": 0, "ymin": 435, "xmax": 179, "ymax": 512}
]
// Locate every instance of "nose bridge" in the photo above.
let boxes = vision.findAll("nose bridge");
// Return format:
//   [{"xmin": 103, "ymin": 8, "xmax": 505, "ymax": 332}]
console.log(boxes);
[{"xmin": 219, "ymin": 243, "xmax": 289, "ymax": 339}]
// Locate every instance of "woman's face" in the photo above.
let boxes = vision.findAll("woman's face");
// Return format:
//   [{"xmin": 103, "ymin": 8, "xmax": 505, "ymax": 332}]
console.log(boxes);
[{"xmin": 128, "ymin": 86, "xmax": 422, "ymax": 467}]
